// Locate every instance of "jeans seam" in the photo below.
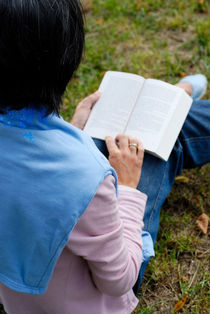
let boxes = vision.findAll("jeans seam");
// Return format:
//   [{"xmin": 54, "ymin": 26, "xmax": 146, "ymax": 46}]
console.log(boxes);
[{"xmin": 183, "ymin": 136, "xmax": 210, "ymax": 143}]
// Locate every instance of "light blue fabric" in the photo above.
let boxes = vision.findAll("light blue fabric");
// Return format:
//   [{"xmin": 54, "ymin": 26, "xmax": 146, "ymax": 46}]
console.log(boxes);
[
  {"xmin": 0, "ymin": 107, "xmax": 117, "ymax": 295},
  {"xmin": 141, "ymin": 231, "xmax": 155, "ymax": 263},
  {"xmin": 179, "ymin": 74, "xmax": 207, "ymax": 100}
]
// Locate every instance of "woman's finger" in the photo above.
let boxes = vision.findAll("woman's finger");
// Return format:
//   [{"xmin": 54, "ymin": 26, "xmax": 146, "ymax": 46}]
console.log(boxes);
[
  {"xmin": 115, "ymin": 134, "xmax": 129, "ymax": 151},
  {"xmin": 136, "ymin": 140, "xmax": 144, "ymax": 162},
  {"xmin": 128, "ymin": 137, "xmax": 139, "ymax": 155},
  {"xmin": 79, "ymin": 90, "xmax": 101, "ymax": 109},
  {"xmin": 105, "ymin": 136, "xmax": 119, "ymax": 154},
  {"xmin": 128, "ymin": 137, "xmax": 144, "ymax": 162}
]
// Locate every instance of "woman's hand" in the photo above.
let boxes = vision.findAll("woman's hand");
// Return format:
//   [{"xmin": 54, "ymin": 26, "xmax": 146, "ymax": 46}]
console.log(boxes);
[
  {"xmin": 105, "ymin": 135, "xmax": 144, "ymax": 189},
  {"xmin": 70, "ymin": 91, "xmax": 101, "ymax": 130}
]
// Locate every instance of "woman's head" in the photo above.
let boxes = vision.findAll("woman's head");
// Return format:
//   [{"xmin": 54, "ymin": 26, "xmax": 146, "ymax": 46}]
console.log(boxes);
[{"xmin": 0, "ymin": 0, "xmax": 84, "ymax": 115}]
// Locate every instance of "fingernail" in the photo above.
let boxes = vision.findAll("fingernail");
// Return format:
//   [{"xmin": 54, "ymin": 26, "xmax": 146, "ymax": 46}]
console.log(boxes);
[{"xmin": 95, "ymin": 90, "xmax": 102, "ymax": 96}]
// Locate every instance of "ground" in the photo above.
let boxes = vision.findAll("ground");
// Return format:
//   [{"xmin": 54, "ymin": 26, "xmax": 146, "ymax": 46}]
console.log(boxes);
[
  {"xmin": 1, "ymin": 0, "xmax": 209, "ymax": 313},
  {"xmin": 135, "ymin": 165, "xmax": 210, "ymax": 313}
]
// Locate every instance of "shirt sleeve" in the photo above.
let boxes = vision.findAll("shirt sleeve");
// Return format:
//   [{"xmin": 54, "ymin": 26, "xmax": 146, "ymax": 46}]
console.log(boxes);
[{"xmin": 67, "ymin": 175, "xmax": 147, "ymax": 297}]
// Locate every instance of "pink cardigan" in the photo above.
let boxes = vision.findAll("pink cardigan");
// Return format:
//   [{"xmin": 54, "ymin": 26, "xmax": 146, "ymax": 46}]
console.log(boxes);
[{"xmin": 0, "ymin": 175, "xmax": 147, "ymax": 314}]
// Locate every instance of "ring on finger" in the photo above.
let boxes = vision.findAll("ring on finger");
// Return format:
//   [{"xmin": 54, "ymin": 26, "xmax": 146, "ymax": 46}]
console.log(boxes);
[{"xmin": 129, "ymin": 143, "xmax": 138, "ymax": 150}]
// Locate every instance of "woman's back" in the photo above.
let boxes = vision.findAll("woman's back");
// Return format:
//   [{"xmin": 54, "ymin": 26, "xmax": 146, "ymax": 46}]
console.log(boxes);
[{"xmin": 0, "ymin": 107, "xmax": 115, "ymax": 295}]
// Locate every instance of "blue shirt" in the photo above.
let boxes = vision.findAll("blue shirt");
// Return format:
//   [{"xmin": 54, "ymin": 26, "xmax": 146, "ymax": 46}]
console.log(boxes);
[{"xmin": 0, "ymin": 107, "xmax": 117, "ymax": 294}]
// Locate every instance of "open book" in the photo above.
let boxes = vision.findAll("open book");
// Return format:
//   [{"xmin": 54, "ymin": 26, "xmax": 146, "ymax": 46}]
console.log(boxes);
[{"xmin": 84, "ymin": 71, "xmax": 192, "ymax": 161}]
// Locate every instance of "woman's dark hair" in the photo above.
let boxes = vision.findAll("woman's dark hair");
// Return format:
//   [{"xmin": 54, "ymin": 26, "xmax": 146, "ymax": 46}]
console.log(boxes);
[{"xmin": 0, "ymin": 0, "xmax": 84, "ymax": 115}]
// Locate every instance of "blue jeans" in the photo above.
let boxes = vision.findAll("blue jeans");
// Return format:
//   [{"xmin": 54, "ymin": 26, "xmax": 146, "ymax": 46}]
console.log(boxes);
[{"xmin": 93, "ymin": 100, "xmax": 210, "ymax": 294}]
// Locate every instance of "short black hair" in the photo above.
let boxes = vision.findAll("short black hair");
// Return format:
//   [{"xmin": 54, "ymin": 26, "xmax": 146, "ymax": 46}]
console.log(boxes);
[{"xmin": 0, "ymin": 0, "xmax": 84, "ymax": 115}]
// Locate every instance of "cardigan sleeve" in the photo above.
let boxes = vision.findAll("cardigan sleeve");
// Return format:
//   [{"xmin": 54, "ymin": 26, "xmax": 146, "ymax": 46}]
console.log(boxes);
[{"xmin": 67, "ymin": 175, "xmax": 147, "ymax": 297}]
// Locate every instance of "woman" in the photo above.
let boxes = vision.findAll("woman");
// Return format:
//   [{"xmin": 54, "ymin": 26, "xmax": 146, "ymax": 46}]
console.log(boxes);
[
  {"xmin": 0, "ymin": 1, "xmax": 146, "ymax": 313},
  {"xmin": 0, "ymin": 1, "xmax": 209, "ymax": 313}
]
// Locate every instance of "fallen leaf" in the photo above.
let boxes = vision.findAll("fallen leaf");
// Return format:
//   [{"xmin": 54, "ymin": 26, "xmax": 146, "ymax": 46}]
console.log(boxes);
[
  {"xmin": 96, "ymin": 18, "xmax": 104, "ymax": 25},
  {"xmin": 196, "ymin": 213, "xmax": 209, "ymax": 234},
  {"xmin": 199, "ymin": 0, "xmax": 204, "ymax": 4},
  {"xmin": 136, "ymin": 0, "xmax": 141, "ymax": 10},
  {"xmin": 175, "ymin": 175, "xmax": 189, "ymax": 183},
  {"xmin": 174, "ymin": 297, "xmax": 187, "ymax": 313},
  {"xmin": 180, "ymin": 72, "xmax": 187, "ymax": 77}
]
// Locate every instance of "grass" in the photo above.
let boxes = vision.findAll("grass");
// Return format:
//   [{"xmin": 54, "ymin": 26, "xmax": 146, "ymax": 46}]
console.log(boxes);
[
  {"xmin": 62, "ymin": 0, "xmax": 210, "ymax": 123},
  {"xmin": 1, "ymin": 0, "xmax": 209, "ymax": 313},
  {"xmin": 136, "ymin": 165, "xmax": 210, "ymax": 313}
]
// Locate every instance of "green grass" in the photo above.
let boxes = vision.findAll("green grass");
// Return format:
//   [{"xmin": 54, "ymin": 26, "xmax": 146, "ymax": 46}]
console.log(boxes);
[
  {"xmin": 135, "ymin": 165, "xmax": 210, "ymax": 313},
  {"xmin": 1, "ymin": 1, "xmax": 209, "ymax": 313},
  {"xmin": 62, "ymin": 0, "xmax": 209, "ymax": 124}
]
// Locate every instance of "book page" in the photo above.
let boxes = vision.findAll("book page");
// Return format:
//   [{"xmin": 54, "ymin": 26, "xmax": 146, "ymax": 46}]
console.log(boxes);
[
  {"xmin": 155, "ymin": 90, "xmax": 192, "ymax": 160},
  {"xmin": 84, "ymin": 71, "xmax": 145, "ymax": 139},
  {"xmin": 125, "ymin": 79, "xmax": 184, "ymax": 152}
]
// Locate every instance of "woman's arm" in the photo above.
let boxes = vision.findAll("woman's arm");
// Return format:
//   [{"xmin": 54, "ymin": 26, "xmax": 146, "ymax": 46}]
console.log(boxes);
[
  {"xmin": 67, "ymin": 175, "xmax": 147, "ymax": 297},
  {"xmin": 70, "ymin": 93, "xmax": 146, "ymax": 296}
]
